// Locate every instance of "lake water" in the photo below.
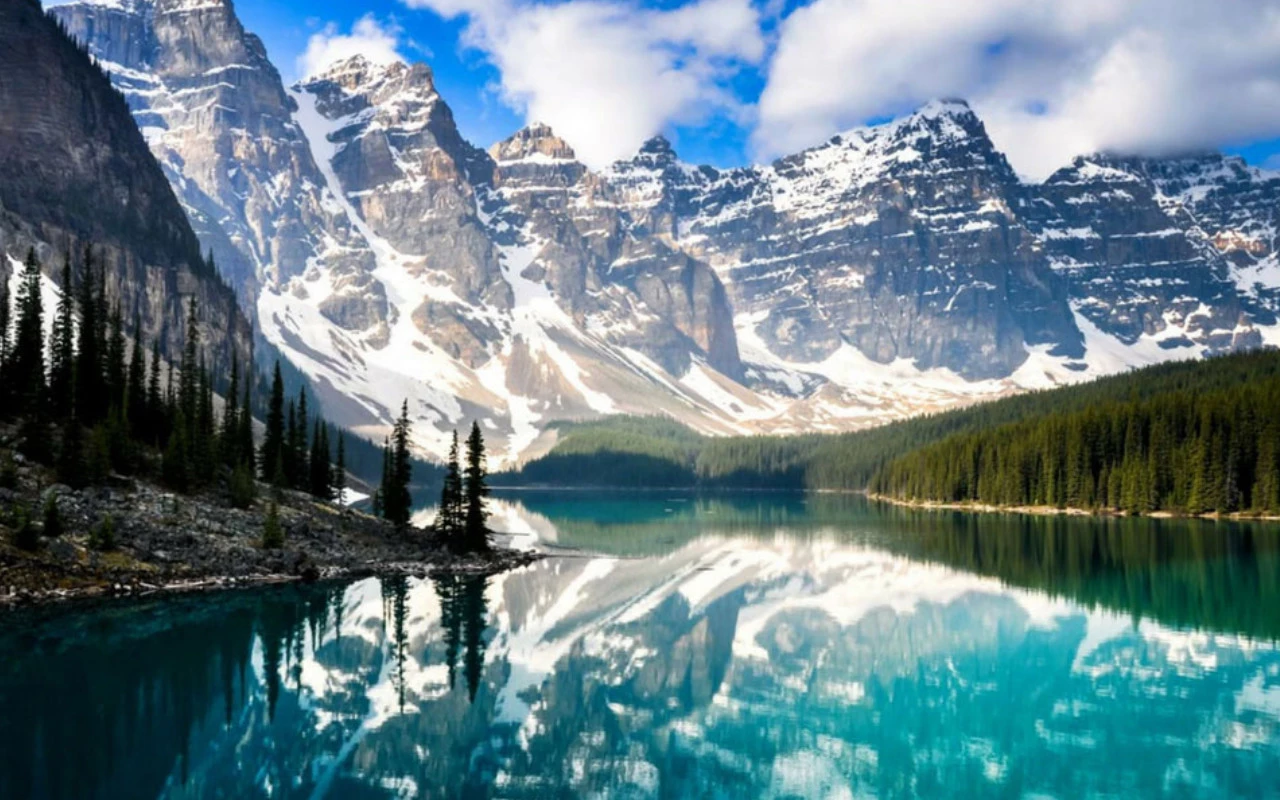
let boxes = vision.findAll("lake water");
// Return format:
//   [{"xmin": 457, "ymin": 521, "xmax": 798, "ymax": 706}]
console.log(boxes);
[{"xmin": 3, "ymin": 493, "xmax": 1280, "ymax": 798}]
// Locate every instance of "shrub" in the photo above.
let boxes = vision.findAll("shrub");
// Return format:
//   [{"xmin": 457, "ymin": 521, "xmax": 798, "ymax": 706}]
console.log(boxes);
[
  {"xmin": 42, "ymin": 496, "xmax": 63, "ymax": 538},
  {"xmin": 89, "ymin": 514, "xmax": 116, "ymax": 551},
  {"xmin": 229, "ymin": 463, "xmax": 257, "ymax": 510},
  {"xmin": 261, "ymin": 502, "xmax": 284, "ymax": 549},
  {"xmin": 12, "ymin": 506, "xmax": 38, "ymax": 552}
]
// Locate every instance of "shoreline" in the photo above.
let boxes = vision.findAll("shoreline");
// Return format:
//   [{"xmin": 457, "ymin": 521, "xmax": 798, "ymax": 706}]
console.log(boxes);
[
  {"xmin": 0, "ymin": 547, "xmax": 542, "ymax": 610},
  {"xmin": 0, "ymin": 449, "xmax": 541, "ymax": 610},
  {"xmin": 864, "ymin": 492, "xmax": 1280, "ymax": 523}
]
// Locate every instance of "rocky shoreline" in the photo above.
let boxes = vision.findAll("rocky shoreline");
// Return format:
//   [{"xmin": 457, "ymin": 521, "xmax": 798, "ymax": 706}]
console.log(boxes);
[
  {"xmin": 0, "ymin": 453, "xmax": 539, "ymax": 609},
  {"xmin": 863, "ymin": 492, "xmax": 1280, "ymax": 523}
]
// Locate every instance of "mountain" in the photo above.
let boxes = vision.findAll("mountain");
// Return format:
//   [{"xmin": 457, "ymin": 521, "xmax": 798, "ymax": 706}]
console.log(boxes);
[
  {"xmin": 50, "ymin": 0, "xmax": 1280, "ymax": 465},
  {"xmin": 0, "ymin": 0, "xmax": 249, "ymax": 370}
]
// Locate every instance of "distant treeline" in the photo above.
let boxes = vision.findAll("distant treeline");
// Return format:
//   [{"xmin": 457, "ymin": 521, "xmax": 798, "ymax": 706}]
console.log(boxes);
[
  {"xmin": 871, "ymin": 364, "xmax": 1280, "ymax": 515},
  {"xmin": 497, "ymin": 350, "xmax": 1280, "ymax": 508}
]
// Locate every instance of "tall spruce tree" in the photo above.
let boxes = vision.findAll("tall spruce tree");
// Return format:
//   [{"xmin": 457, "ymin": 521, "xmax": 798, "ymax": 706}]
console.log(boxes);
[
  {"xmin": 106, "ymin": 304, "xmax": 126, "ymax": 414},
  {"xmin": 380, "ymin": 404, "xmax": 413, "ymax": 527},
  {"xmin": 221, "ymin": 352, "xmax": 240, "ymax": 467},
  {"xmin": 284, "ymin": 400, "xmax": 299, "ymax": 489},
  {"xmin": 146, "ymin": 338, "xmax": 164, "ymax": 445},
  {"xmin": 11, "ymin": 249, "xmax": 46, "ymax": 415},
  {"xmin": 436, "ymin": 430, "xmax": 463, "ymax": 548},
  {"xmin": 463, "ymin": 421, "xmax": 490, "ymax": 552},
  {"xmin": 74, "ymin": 247, "xmax": 104, "ymax": 425},
  {"xmin": 49, "ymin": 254, "xmax": 75, "ymax": 420},
  {"xmin": 178, "ymin": 297, "xmax": 200, "ymax": 434},
  {"xmin": 308, "ymin": 419, "xmax": 332, "ymax": 500},
  {"xmin": 238, "ymin": 378, "xmax": 255, "ymax": 475},
  {"xmin": 126, "ymin": 310, "xmax": 147, "ymax": 440},
  {"xmin": 333, "ymin": 432, "xmax": 346, "ymax": 505},
  {"xmin": 261, "ymin": 362, "xmax": 285, "ymax": 484}
]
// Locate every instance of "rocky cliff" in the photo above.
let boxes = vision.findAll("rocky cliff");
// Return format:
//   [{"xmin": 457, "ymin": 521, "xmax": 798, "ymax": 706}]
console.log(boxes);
[
  {"xmin": 0, "ymin": 0, "xmax": 249, "ymax": 371},
  {"xmin": 49, "ymin": 0, "xmax": 1280, "ymax": 464}
]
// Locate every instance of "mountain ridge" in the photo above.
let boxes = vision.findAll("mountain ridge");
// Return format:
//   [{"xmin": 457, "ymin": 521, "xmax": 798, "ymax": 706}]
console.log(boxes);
[{"xmin": 48, "ymin": 0, "xmax": 1280, "ymax": 465}]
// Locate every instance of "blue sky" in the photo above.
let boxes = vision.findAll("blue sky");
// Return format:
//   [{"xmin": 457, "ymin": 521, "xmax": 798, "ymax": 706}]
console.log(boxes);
[{"xmin": 229, "ymin": 0, "xmax": 1280, "ymax": 177}]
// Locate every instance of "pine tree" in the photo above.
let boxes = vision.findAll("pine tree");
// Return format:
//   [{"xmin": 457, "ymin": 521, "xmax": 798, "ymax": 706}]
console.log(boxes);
[
  {"xmin": 11, "ymin": 248, "xmax": 46, "ymax": 416},
  {"xmin": 221, "ymin": 351, "xmax": 240, "ymax": 467},
  {"xmin": 89, "ymin": 515, "xmax": 116, "ymax": 552},
  {"xmin": 49, "ymin": 254, "xmax": 75, "ymax": 420},
  {"xmin": 163, "ymin": 409, "xmax": 190, "ymax": 493},
  {"xmin": 192, "ymin": 356, "xmax": 216, "ymax": 485},
  {"xmin": 261, "ymin": 362, "xmax": 285, "ymax": 483},
  {"xmin": 126, "ymin": 313, "xmax": 147, "ymax": 441},
  {"xmin": 436, "ymin": 430, "xmax": 463, "ymax": 549},
  {"xmin": 463, "ymin": 421, "xmax": 490, "ymax": 552},
  {"xmin": 1255, "ymin": 418, "xmax": 1280, "ymax": 514},
  {"xmin": 297, "ymin": 387, "xmax": 309, "ymax": 463},
  {"xmin": 238, "ymin": 378, "xmax": 255, "ymax": 475},
  {"xmin": 56, "ymin": 417, "xmax": 87, "ymax": 489},
  {"xmin": 261, "ymin": 502, "xmax": 284, "ymax": 549},
  {"xmin": 284, "ymin": 399, "xmax": 298, "ymax": 489},
  {"xmin": 333, "ymin": 432, "xmax": 346, "ymax": 505},
  {"xmin": 178, "ymin": 297, "xmax": 200, "ymax": 433},
  {"xmin": 146, "ymin": 338, "xmax": 164, "ymax": 444},
  {"xmin": 42, "ymin": 496, "xmax": 64, "ymax": 539},
  {"xmin": 308, "ymin": 419, "xmax": 332, "ymax": 500},
  {"xmin": 12, "ymin": 507, "xmax": 38, "ymax": 552},
  {"xmin": 74, "ymin": 247, "xmax": 105, "ymax": 425},
  {"xmin": 106, "ymin": 304, "xmax": 126, "ymax": 414},
  {"xmin": 383, "ymin": 402, "xmax": 414, "ymax": 527}
]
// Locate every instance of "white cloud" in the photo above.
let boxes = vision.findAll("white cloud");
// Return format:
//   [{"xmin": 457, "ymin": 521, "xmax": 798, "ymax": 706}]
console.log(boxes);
[
  {"xmin": 402, "ymin": 0, "xmax": 765, "ymax": 167},
  {"xmin": 297, "ymin": 14, "xmax": 407, "ymax": 79},
  {"xmin": 757, "ymin": 0, "xmax": 1280, "ymax": 179}
]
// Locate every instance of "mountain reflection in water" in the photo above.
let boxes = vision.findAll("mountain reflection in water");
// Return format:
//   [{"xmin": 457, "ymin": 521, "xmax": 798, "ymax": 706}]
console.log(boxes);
[{"xmin": 2, "ymin": 493, "xmax": 1278, "ymax": 799}]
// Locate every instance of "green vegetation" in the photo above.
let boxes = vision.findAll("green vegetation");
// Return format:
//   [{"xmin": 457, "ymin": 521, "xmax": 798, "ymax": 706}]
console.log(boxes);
[
  {"xmin": 432, "ymin": 422, "xmax": 492, "ymax": 553},
  {"xmin": 372, "ymin": 401, "xmax": 415, "ymax": 527},
  {"xmin": 12, "ymin": 506, "xmax": 38, "ymax": 552},
  {"xmin": 871, "ymin": 362, "xmax": 1280, "ymax": 515},
  {"xmin": 500, "ymin": 351, "xmax": 1280, "ymax": 511},
  {"xmin": 0, "ymin": 245, "xmax": 384, "ymax": 518},
  {"xmin": 89, "ymin": 515, "xmax": 115, "ymax": 552},
  {"xmin": 42, "ymin": 497, "xmax": 63, "ymax": 539},
  {"xmin": 261, "ymin": 502, "xmax": 284, "ymax": 549}
]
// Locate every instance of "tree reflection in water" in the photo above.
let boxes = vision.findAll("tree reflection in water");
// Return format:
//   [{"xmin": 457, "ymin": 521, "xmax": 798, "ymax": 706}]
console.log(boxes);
[{"xmin": 1, "ymin": 495, "xmax": 1279, "ymax": 799}]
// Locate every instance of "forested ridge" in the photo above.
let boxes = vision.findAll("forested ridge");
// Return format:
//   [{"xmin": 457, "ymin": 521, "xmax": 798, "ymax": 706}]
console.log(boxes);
[
  {"xmin": 500, "ymin": 350, "xmax": 1280, "ymax": 508},
  {"xmin": 871, "ymin": 360, "xmax": 1280, "ymax": 515}
]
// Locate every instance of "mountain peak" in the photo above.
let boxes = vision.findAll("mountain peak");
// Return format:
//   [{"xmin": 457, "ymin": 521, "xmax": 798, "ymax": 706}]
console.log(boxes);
[
  {"xmin": 914, "ymin": 97, "xmax": 974, "ymax": 119},
  {"xmin": 302, "ymin": 54, "xmax": 422, "ymax": 92},
  {"xmin": 638, "ymin": 134, "xmax": 676, "ymax": 158},
  {"xmin": 490, "ymin": 122, "xmax": 578, "ymax": 163}
]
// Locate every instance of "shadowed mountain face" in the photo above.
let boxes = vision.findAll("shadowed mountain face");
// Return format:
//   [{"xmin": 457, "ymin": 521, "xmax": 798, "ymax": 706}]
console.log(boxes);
[
  {"xmin": 49, "ymin": 0, "xmax": 1280, "ymax": 463},
  {"xmin": 0, "ymin": 0, "xmax": 250, "ymax": 370},
  {"xmin": 3, "ymin": 495, "xmax": 1279, "ymax": 798}
]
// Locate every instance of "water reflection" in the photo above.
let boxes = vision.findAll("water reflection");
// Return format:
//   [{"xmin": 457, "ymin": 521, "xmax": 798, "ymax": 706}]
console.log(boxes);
[{"xmin": 1, "ymin": 495, "xmax": 1279, "ymax": 798}]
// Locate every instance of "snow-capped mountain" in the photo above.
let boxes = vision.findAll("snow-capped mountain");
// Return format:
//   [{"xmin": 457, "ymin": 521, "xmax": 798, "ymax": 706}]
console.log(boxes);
[
  {"xmin": 50, "ymin": 0, "xmax": 1280, "ymax": 465},
  {"xmin": 0, "ymin": 0, "xmax": 249, "ymax": 373}
]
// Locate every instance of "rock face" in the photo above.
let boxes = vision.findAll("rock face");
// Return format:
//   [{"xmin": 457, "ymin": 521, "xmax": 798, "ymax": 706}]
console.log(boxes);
[
  {"xmin": 615, "ymin": 102, "xmax": 1084, "ymax": 380},
  {"xmin": 0, "ymin": 0, "xmax": 249, "ymax": 370},
  {"xmin": 50, "ymin": 0, "xmax": 1280, "ymax": 464}
]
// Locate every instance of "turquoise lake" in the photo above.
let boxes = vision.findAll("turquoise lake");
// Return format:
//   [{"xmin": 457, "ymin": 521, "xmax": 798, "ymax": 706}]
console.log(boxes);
[{"xmin": 3, "ymin": 492, "xmax": 1280, "ymax": 798}]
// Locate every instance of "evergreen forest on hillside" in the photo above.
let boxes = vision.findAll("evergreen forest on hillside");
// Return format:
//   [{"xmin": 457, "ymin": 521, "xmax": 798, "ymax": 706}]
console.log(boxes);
[
  {"xmin": 0, "ymin": 246, "xmax": 437, "ymax": 545},
  {"xmin": 500, "ymin": 350, "xmax": 1280, "ymax": 516}
]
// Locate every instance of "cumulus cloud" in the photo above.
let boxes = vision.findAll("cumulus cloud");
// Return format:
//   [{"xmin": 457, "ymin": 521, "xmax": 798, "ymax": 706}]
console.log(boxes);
[
  {"xmin": 297, "ymin": 14, "xmax": 407, "ymax": 79},
  {"xmin": 756, "ymin": 0, "xmax": 1280, "ymax": 179},
  {"xmin": 402, "ymin": 0, "xmax": 765, "ymax": 167}
]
